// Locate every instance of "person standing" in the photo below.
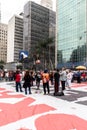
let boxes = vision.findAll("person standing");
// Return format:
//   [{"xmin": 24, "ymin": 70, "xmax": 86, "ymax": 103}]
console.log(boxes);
[
  {"xmin": 15, "ymin": 70, "xmax": 23, "ymax": 92},
  {"xmin": 23, "ymin": 70, "xmax": 32, "ymax": 95},
  {"xmin": 60, "ymin": 67, "xmax": 67, "ymax": 93},
  {"xmin": 49, "ymin": 71, "xmax": 54, "ymax": 85},
  {"xmin": 77, "ymin": 70, "xmax": 81, "ymax": 83},
  {"xmin": 66, "ymin": 69, "xmax": 73, "ymax": 89},
  {"xmin": 81, "ymin": 71, "xmax": 86, "ymax": 82},
  {"xmin": 54, "ymin": 69, "xmax": 60, "ymax": 95},
  {"xmin": 35, "ymin": 71, "xmax": 41, "ymax": 90},
  {"xmin": 42, "ymin": 69, "xmax": 50, "ymax": 95}
]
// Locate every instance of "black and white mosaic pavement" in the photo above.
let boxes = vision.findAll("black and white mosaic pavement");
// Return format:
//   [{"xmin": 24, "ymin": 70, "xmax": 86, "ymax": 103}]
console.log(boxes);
[{"xmin": 51, "ymin": 89, "xmax": 87, "ymax": 106}]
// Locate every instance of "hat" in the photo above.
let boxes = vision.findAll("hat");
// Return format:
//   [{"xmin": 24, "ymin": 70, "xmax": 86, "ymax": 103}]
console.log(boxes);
[{"xmin": 44, "ymin": 69, "xmax": 48, "ymax": 73}]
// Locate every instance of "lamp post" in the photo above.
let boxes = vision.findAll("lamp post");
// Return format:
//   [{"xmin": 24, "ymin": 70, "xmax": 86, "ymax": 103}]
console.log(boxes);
[
  {"xmin": 48, "ymin": 44, "xmax": 54, "ymax": 70},
  {"xmin": 35, "ymin": 59, "xmax": 41, "ymax": 71}
]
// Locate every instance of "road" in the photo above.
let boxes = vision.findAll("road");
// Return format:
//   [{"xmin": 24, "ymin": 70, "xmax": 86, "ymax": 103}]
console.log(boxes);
[{"xmin": 0, "ymin": 81, "xmax": 87, "ymax": 130}]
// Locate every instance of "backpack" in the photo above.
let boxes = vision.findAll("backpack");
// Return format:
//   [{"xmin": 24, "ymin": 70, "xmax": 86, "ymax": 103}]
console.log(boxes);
[{"xmin": 43, "ymin": 76, "xmax": 47, "ymax": 83}]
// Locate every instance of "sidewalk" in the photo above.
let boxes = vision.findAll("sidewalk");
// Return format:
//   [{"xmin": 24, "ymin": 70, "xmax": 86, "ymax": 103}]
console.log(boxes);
[{"xmin": 0, "ymin": 81, "xmax": 87, "ymax": 130}]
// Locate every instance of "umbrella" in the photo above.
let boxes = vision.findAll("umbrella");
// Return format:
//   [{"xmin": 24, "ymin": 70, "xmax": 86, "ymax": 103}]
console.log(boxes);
[{"xmin": 76, "ymin": 65, "xmax": 86, "ymax": 70}]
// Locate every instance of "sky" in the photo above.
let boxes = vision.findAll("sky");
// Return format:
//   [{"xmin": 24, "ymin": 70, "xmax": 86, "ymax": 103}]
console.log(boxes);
[{"xmin": 0, "ymin": 0, "xmax": 56, "ymax": 24}]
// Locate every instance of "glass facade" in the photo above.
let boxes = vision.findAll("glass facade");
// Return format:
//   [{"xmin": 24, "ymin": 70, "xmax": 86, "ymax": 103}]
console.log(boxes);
[{"xmin": 56, "ymin": 0, "xmax": 87, "ymax": 68}]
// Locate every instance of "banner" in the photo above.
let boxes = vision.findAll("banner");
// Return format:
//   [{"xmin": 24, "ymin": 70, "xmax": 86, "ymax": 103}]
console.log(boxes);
[{"xmin": 19, "ymin": 50, "xmax": 29, "ymax": 61}]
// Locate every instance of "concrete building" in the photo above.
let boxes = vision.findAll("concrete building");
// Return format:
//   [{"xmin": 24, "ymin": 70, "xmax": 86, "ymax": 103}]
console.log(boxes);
[
  {"xmin": 23, "ymin": 1, "xmax": 56, "ymax": 69},
  {"xmin": 40, "ymin": 0, "xmax": 53, "ymax": 10},
  {"xmin": 0, "ymin": 3, "xmax": 1, "ymax": 23},
  {"xmin": 7, "ymin": 15, "xmax": 23, "ymax": 63},
  {"xmin": 0, "ymin": 23, "xmax": 7, "ymax": 62},
  {"xmin": 56, "ymin": 0, "xmax": 87, "ymax": 69}
]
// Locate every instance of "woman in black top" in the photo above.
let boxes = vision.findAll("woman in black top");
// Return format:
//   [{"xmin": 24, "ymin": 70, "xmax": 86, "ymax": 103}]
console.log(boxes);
[
  {"xmin": 23, "ymin": 70, "xmax": 32, "ymax": 95},
  {"xmin": 54, "ymin": 69, "xmax": 60, "ymax": 95}
]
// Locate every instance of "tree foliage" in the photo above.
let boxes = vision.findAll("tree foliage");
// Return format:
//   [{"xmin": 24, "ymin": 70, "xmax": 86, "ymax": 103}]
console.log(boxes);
[
  {"xmin": 0, "ymin": 60, "xmax": 5, "ymax": 70},
  {"xmin": 36, "ymin": 37, "xmax": 54, "ymax": 56},
  {"xmin": 35, "ymin": 37, "xmax": 54, "ymax": 69}
]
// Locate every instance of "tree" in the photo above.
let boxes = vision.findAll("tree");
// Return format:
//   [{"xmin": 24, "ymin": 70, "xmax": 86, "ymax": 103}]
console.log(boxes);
[
  {"xmin": 35, "ymin": 37, "xmax": 54, "ymax": 69},
  {"xmin": 0, "ymin": 60, "xmax": 5, "ymax": 70}
]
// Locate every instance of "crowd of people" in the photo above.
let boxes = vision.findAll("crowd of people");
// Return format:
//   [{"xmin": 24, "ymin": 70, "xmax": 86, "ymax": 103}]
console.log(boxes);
[{"xmin": 0, "ymin": 68, "xmax": 86, "ymax": 96}]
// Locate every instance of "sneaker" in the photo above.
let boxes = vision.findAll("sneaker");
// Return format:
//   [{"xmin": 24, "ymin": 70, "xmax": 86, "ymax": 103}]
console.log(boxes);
[{"xmin": 20, "ymin": 90, "xmax": 23, "ymax": 92}]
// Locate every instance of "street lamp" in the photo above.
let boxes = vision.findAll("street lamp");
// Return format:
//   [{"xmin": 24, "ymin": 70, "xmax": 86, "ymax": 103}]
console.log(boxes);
[
  {"xmin": 36, "ymin": 59, "xmax": 40, "ymax": 64},
  {"xmin": 35, "ymin": 59, "xmax": 41, "ymax": 71}
]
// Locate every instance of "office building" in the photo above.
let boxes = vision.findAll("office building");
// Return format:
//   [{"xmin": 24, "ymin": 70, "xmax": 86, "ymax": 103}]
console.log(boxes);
[
  {"xmin": 40, "ymin": 0, "xmax": 53, "ymax": 10},
  {"xmin": 56, "ymin": 0, "xmax": 87, "ymax": 68},
  {"xmin": 7, "ymin": 15, "xmax": 23, "ymax": 63},
  {"xmin": 0, "ymin": 23, "xmax": 7, "ymax": 62},
  {"xmin": 23, "ymin": 1, "xmax": 56, "ymax": 69},
  {"xmin": 0, "ymin": 3, "xmax": 1, "ymax": 23}
]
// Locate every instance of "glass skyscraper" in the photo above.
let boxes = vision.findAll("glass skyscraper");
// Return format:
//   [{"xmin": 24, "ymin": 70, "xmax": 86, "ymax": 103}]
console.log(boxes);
[{"xmin": 56, "ymin": 0, "xmax": 87, "ymax": 68}]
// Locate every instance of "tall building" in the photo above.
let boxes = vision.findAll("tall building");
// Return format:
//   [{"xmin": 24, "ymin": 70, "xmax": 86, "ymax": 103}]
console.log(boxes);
[
  {"xmin": 23, "ymin": 1, "xmax": 49, "ymax": 53},
  {"xmin": 0, "ymin": 23, "xmax": 7, "ymax": 62},
  {"xmin": 56, "ymin": 0, "xmax": 87, "ymax": 68},
  {"xmin": 0, "ymin": 3, "xmax": 1, "ymax": 23},
  {"xmin": 23, "ymin": 1, "xmax": 56, "ymax": 69},
  {"xmin": 7, "ymin": 15, "xmax": 23, "ymax": 63},
  {"xmin": 40, "ymin": 0, "xmax": 53, "ymax": 10}
]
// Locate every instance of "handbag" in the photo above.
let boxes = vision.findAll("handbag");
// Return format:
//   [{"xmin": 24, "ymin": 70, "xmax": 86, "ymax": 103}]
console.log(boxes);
[{"xmin": 23, "ymin": 82, "xmax": 26, "ymax": 88}]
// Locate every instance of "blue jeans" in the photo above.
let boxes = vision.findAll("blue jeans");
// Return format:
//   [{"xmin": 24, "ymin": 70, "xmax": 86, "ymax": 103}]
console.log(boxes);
[{"xmin": 16, "ymin": 82, "xmax": 23, "ymax": 92}]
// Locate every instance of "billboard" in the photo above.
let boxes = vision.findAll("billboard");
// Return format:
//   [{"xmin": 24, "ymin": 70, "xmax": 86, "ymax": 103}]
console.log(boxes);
[{"xmin": 19, "ymin": 50, "xmax": 29, "ymax": 61}]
